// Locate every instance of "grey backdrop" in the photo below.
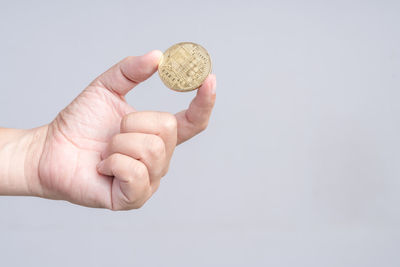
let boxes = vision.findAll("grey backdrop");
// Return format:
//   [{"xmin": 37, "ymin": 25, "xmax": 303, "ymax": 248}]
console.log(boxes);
[{"xmin": 1, "ymin": 0, "xmax": 399, "ymax": 266}]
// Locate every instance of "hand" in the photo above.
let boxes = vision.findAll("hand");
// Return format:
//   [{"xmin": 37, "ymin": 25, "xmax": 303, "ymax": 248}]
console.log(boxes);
[{"xmin": 0, "ymin": 50, "xmax": 216, "ymax": 210}]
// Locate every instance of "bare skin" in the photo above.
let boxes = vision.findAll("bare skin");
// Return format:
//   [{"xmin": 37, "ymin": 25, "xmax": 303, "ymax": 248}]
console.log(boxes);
[{"xmin": 0, "ymin": 50, "xmax": 216, "ymax": 210}]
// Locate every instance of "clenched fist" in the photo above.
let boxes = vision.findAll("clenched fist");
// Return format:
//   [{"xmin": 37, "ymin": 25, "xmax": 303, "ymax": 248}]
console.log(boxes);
[
  {"xmin": 0, "ymin": 50, "xmax": 216, "ymax": 210},
  {"xmin": 96, "ymin": 111, "xmax": 178, "ymax": 210}
]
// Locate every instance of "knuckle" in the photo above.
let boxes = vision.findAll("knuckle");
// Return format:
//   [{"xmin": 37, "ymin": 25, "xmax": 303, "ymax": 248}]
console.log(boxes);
[
  {"xmin": 161, "ymin": 113, "xmax": 178, "ymax": 133},
  {"xmin": 134, "ymin": 162, "xmax": 148, "ymax": 179},
  {"xmin": 147, "ymin": 135, "xmax": 165, "ymax": 157}
]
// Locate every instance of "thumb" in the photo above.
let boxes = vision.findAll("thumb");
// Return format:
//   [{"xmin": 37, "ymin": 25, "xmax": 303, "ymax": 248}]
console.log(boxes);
[{"xmin": 91, "ymin": 50, "xmax": 163, "ymax": 96}]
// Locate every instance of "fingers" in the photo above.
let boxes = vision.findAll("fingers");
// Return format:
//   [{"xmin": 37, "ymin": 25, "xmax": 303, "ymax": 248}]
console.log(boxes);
[
  {"xmin": 175, "ymin": 74, "xmax": 217, "ymax": 145},
  {"xmin": 97, "ymin": 111, "xmax": 178, "ymax": 210},
  {"xmin": 101, "ymin": 133, "xmax": 167, "ymax": 180},
  {"xmin": 119, "ymin": 111, "xmax": 177, "ymax": 187},
  {"xmin": 97, "ymin": 153, "xmax": 152, "ymax": 210},
  {"xmin": 121, "ymin": 111, "xmax": 178, "ymax": 159},
  {"xmin": 91, "ymin": 50, "xmax": 163, "ymax": 96}
]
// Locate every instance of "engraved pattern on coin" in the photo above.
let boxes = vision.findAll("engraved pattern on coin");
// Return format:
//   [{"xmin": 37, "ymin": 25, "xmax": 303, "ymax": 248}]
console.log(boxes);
[{"xmin": 158, "ymin": 42, "xmax": 212, "ymax": 92}]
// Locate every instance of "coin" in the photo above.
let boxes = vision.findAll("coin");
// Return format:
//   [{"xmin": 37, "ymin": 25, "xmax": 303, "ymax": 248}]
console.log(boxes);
[{"xmin": 158, "ymin": 42, "xmax": 212, "ymax": 92}]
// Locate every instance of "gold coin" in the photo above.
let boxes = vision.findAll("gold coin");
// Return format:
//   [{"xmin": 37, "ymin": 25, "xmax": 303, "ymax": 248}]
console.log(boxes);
[{"xmin": 158, "ymin": 42, "xmax": 212, "ymax": 92}]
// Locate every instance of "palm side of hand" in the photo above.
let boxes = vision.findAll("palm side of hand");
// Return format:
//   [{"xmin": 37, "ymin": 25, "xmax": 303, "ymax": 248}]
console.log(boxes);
[
  {"xmin": 36, "ymin": 51, "xmax": 216, "ymax": 209},
  {"xmin": 38, "ymin": 84, "xmax": 133, "ymax": 208}
]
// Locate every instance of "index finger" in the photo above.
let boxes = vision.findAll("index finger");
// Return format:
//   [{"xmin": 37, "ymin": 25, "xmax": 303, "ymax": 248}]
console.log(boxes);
[{"xmin": 175, "ymin": 74, "xmax": 217, "ymax": 145}]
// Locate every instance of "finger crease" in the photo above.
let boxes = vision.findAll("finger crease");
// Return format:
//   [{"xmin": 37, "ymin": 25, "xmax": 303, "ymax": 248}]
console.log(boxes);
[{"xmin": 119, "ymin": 66, "xmax": 140, "ymax": 87}]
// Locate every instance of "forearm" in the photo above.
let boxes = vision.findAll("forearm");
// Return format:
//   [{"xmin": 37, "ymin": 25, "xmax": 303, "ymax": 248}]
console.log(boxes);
[{"xmin": 0, "ymin": 126, "xmax": 48, "ymax": 196}]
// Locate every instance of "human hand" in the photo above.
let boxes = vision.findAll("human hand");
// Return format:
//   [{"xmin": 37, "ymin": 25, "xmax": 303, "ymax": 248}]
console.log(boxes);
[{"xmin": 0, "ymin": 50, "xmax": 216, "ymax": 210}]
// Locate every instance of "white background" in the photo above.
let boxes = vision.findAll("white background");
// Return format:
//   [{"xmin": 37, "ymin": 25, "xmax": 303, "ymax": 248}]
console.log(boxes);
[{"xmin": 0, "ymin": 1, "xmax": 399, "ymax": 266}]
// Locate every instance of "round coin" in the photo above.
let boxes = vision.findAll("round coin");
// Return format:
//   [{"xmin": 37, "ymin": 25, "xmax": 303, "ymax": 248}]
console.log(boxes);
[{"xmin": 158, "ymin": 42, "xmax": 212, "ymax": 92}]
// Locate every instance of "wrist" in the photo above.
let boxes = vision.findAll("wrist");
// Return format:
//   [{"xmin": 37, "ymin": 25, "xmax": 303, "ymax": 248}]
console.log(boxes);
[{"xmin": 0, "ymin": 126, "xmax": 48, "ymax": 196}]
